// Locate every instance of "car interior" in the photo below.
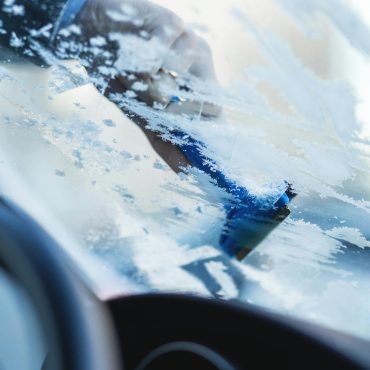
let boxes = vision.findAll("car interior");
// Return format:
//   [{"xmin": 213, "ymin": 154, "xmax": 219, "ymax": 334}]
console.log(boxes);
[
  {"xmin": 0, "ymin": 198, "xmax": 369, "ymax": 370},
  {"xmin": 1, "ymin": 1, "xmax": 370, "ymax": 369}
]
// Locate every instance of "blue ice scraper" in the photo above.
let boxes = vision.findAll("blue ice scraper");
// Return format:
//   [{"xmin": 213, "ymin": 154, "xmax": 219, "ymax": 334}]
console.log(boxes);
[{"xmin": 172, "ymin": 128, "xmax": 296, "ymax": 260}]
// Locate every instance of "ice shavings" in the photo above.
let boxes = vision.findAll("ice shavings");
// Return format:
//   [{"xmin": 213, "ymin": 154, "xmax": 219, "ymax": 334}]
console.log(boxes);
[
  {"xmin": 239, "ymin": 264, "xmax": 308, "ymax": 310},
  {"xmin": 105, "ymin": 2, "xmax": 143, "ymax": 27},
  {"xmin": 235, "ymin": 219, "xmax": 357, "ymax": 319},
  {"xmin": 111, "ymin": 80, "xmax": 370, "ymax": 216},
  {"xmin": 240, "ymin": 260, "xmax": 370, "ymax": 338},
  {"xmin": 2, "ymin": 0, "xmax": 24, "ymax": 16},
  {"xmin": 326, "ymin": 227, "xmax": 370, "ymax": 249},
  {"xmin": 49, "ymin": 64, "xmax": 90, "ymax": 94},
  {"xmin": 9, "ymin": 32, "xmax": 24, "ymax": 48},
  {"xmin": 110, "ymin": 33, "xmax": 168, "ymax": 74},
  {"xmin": 258, "ymin": 219, "xmax": 346, "ymax": 270}
]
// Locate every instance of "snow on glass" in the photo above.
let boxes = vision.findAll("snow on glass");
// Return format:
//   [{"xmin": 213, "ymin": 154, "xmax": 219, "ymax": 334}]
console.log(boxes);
[{"xmin": 1, "ymin": 0, "xmax": 370, "ymax": 340}]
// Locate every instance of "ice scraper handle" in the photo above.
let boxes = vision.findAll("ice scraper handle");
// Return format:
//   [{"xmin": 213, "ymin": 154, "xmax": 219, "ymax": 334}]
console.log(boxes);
[
  {"xmin": 134, "ymin": 67, "xmax": 296, "ymax": 260},
  {"xmin": 169, "ymin": 125, "xmax": 296, "ymax": 260}
]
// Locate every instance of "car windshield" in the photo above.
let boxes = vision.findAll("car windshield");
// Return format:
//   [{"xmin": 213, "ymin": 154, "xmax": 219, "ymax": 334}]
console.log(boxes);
[{"xmin": 1, "ymin": 0, "xmax": 370, "ymax": 341}]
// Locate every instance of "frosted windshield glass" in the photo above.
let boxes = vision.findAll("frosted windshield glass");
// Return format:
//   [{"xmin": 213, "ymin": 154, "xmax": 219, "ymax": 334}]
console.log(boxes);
[{"xmin": 1, "ymin": 0, "xmax": 370, "ymax": 340}]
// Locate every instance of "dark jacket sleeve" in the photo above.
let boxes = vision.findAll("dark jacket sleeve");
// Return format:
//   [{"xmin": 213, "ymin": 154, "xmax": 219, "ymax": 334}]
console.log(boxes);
[{"xmin": 0, "ymin": 0, "xmax": 68, "ymax": 64}]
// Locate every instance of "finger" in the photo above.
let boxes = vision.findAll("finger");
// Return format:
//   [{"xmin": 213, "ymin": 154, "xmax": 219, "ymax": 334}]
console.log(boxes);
[
  {"xmin": 161, "ymin": 30, "xmax": 198, "ymax": 75},
  {"xmin": 144, "ymin": 5, "xmax": 185, "ymax": 49},
  {"xmin": 188, "ymin": 36, "xmax": 218, "ymax": 82},
  {"xmin": 138, "ymin": 5, "xmax": 186, "ymax": 76}
]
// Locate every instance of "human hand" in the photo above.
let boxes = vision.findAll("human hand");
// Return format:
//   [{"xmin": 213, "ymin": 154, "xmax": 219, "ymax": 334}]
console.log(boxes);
[{"xmin": 74, "ymin": 0, "xmax": 220, "ymax": 116}]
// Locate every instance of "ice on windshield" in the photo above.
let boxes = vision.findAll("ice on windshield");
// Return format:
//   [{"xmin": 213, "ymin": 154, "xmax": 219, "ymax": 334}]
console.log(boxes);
[{"xmin": 1, "ymin": 0, "xmax": 370, "ymax": 340}]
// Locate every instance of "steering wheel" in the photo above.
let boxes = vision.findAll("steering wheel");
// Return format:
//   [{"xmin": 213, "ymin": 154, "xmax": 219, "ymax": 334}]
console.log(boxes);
[{"xmin": 0, "ymin": 197, "xmax": 121, "ymax": 370}]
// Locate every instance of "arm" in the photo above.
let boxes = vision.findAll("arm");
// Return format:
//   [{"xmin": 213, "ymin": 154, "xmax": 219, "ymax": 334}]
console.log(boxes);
[
  {"xmin": 0, "ymin": 0, "xmax": 200, "ymax": 171},
  {"xmin": 0, "ymin": 1, "xmax": 67, "ymax": 62}
]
